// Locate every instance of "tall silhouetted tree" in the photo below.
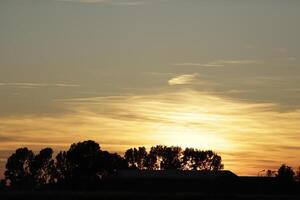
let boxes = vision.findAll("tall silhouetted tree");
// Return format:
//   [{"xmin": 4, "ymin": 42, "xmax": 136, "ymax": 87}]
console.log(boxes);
[
  {"xmin": 160, "ymin": 146, "xmax": 182, "ymax": 170},
  {"xmin": 277, "ymin": 164, "xmax": 295, "ymax": 183},
  {"xmin": 30, "ymin": 148, "xmax": 55, "ymax": 187},
  {"xmin": 65, "ymin": 140, "xmax": 102, "ymax": 187},
  {"xmin": 4, "ymin": 148, "xmax": 34, "ymax": 188},
  {"xmin": 125, "ymin": 147, "xmax": 147, "ymax": 169},
  {"xmin": 54, "ymin": 141, "xmax": 127, "ymax": 186},
  {"xmin": 147, "ymin": 145, "xmax": 165, "ymax": 169},
  {"xmin": 54, "ymin": 151, "xmax": 69, "ymax": 184}
]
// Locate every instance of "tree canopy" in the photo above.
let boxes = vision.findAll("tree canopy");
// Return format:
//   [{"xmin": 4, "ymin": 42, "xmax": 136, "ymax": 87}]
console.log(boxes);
[
  {"xmin": 2, "ymin": 140, "xmax": 224, "ymax": 189},
  {"xmin": 125, "ymin": 145, "xmax": 223, "ymax": 170},
  {"xmin": 277, "ymin": 164, "xmax": 295, "ymax": 183},
  {"xmin": 4, "ymin": 147, "xmax": 34, "ymax": 188}
]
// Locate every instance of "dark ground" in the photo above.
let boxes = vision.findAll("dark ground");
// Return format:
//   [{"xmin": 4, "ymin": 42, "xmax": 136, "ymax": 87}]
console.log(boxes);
[
  {"xmin": 1, "ymin": 175, "xmax": 300, "ymax": 200},
  {"xmin": 1, "ymin": 191, "xmax": 300, "ymax": 200}
]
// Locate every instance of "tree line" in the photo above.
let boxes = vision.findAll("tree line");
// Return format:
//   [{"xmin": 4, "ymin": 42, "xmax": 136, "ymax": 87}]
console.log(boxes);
[
  {"xmin": 268, "ymin": 164, "xmax": 300, "ymax": 183},
  {"xmin": 0, "ymin": 140, "xmax": 223, "ymax": 189}
]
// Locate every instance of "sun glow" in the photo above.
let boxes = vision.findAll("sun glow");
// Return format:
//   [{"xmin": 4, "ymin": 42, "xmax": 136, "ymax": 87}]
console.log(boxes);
[
  {"xmin": 167, "ymin": 110, "xmax": 226, "ymax": 123},
  {"xmin": 151, "ymin": 123, "xmax": 233, "ymax": 151}
]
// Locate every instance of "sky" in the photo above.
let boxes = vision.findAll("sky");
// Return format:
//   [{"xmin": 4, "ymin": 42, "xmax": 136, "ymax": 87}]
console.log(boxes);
[{"xmin": 0, "ymin": 0, "xmax": 300, "ymax": 176}]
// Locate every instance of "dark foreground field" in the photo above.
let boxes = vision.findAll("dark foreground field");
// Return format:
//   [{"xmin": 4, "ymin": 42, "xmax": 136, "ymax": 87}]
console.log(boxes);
[
  {"xmin": 1, "ymin": 191, "xmax": 300, "ymax": 200},
  {"xmin": 2, "ymin": 169, "xmax": 300, "ymax": 199}
]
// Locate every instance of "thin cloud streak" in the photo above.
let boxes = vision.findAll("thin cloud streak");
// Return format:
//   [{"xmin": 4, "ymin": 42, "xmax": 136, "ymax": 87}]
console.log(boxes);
[
  {"xmin": 173, "ymin": 59, "xmax": 263, "ymax": 67},
  {"xmin": 56, "ymin": 0, "xmax": 152, "ymax": 6},
  {"xmin": 0, "ymin": 82, "xmax": 80, "ymax": 88},
  {"xmin": 111, "ymin": 1, "xmax": 147, "ymax": 6},
  {"xmin": 56, "ymin": 0, "xmax": 109, "ymax": 3}
]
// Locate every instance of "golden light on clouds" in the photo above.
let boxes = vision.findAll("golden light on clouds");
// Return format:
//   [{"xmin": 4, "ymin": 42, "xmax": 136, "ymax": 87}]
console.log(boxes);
[
  {"xmin": 168, "ymin": 74, "xmax": 199, "ymax": 85},
  {"xmin": 1, "ymin": 89, "xmax": 300, "ymax": 175}
]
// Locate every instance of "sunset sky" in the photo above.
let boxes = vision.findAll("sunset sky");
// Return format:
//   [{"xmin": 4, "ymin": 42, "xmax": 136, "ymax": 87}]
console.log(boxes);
[{"xmin": 1, "ymin": 0, "xmax": 300, "ymax": 176}]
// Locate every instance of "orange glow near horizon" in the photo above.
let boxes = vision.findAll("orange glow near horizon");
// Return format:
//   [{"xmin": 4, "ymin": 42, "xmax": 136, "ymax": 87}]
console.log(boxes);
[{"xmin": 1, "ymin": 90, "xmax": 300, "ymax": 176}]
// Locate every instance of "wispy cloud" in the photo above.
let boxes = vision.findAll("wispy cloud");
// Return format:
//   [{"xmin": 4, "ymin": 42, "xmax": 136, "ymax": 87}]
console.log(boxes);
[
  {"xmin": 0, "ymin": 82, "xmax": 80, "ymax": 88},
  {"xmin": 168, "ymin": 74, "xmax": 199, "ymax": 86},
  {"xmin": 55, "ymin": 0, "xmax": 109, "ymax": 3},
  {"xmin": 56, "ymin": 0, "xmax": 150, "ymax": 6},
  {"xmin": 172, "ymin": 63, "xmax": 224, "ymax": 67},
  {"xmin": 219, "ymin": 60, "xmax": 262, "ymax": 65},
  {"xmin": 56, "ymin": 0, "xmax": 108, "ymax": 3},
  {"xmin": 172, "ymin": 59, "xmax": 263, "ymax": 67},
  {"xmin": 111, "ymin": 1, "xmax": 146, "ymax": 6}
]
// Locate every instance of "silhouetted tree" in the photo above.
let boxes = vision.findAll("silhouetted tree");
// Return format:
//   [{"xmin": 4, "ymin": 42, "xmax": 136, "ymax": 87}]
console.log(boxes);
[
  {"xmin": 53, "ymin": 151, "xmax": 69, "ymax": 184},
  {"xmin": 266, "ymin": 169, "xmax": 276, "ymax": 177},
  {"xmin": 277, "ymin": 164, "xmax": 295, "ymax": 183},
  {"xmin": 52, "ymin": 141, "xmax": 127, "ymax": 187},
  {"xmin": 146, "ymin": 146, "xmax": 183, "ymax": 170},
  {"xmin": 4, "ymin": 148, "xmax": 34, "ymax": 188},
  {"xmin": 295, "ymin": 166, "xmax": 300, "ymax": 182},
  {"xmin": 182, "ymin": 148, "xmax": 223, "ymax": 170},
  {"xmin": 160, "ymin": 146, "xmax": 182, "ymax": 170},
  {"xmin": 147, "ymin": 145, "xmax": 165, "ymax": 170},
  {"xmin": 30, "ymin": 148, "xmax": 55, "ymax": 187},
  {"xmin": 65, "ymin": 140, "xmax": 102, "ymax": 187},
  {"xmin": 125, "ymin": 147, "xmax": 147, "ymax": 169},
  {"xmin": 100, "ymin": 151, "xmax": 128, "ymax": 175},
  {"xmin": 209, "ymin": 154, "xmax": 223, "ymax": 170}
]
